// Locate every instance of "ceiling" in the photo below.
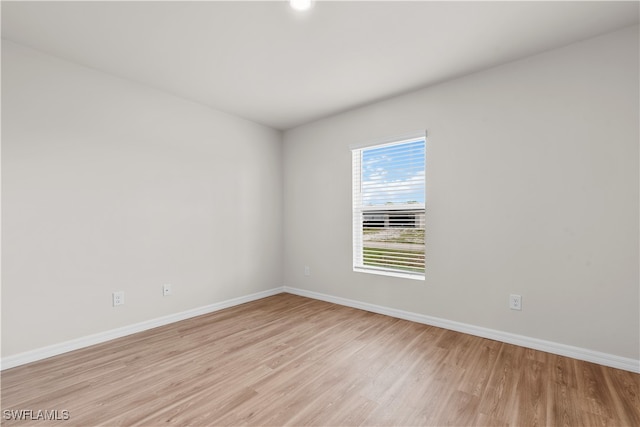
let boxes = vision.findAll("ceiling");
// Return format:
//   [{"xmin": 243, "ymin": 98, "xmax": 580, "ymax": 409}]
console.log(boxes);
[{"xmin": 2, "ymin": 1, "xmax": 638, "ymax": 130}]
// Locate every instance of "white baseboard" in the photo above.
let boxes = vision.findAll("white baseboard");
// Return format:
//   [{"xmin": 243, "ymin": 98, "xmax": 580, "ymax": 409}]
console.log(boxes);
[
  {"xmin": 4, "ymin": 285, "xmax": 638, "ymax": 374},
  {"xmin": 283, "ymin": 286, "xmax": 640, "ymax": 373},
  {"xmin": 1, "ymin": 287, "xmax": 285, "ymax": 371}
]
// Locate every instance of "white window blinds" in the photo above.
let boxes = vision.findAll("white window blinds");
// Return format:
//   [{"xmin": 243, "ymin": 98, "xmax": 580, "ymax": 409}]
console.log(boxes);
[{"xmin": 352, "ymin": 134, "xmax": 426, "ymax": 278}]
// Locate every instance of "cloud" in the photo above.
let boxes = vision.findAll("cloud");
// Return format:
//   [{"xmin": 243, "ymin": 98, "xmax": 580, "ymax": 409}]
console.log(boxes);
[
  {"xmin": 359, "ymin": 139, "xmax": 425, "ymax": 206},
  {"xmin": 362, "ymin": 169, "xmax": 424, "ymax": 205}
]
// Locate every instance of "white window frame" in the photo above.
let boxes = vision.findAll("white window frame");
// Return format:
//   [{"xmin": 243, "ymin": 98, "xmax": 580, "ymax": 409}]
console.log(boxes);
[{"xmin": 352, "ymin": 131, "xmax": 426, "ymax": 280}]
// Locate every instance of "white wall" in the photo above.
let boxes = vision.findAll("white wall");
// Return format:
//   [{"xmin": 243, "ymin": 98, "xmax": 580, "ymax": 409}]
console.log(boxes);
[
  {"xmin": 1, "ymin": 40, "xmax": 283, "ymax": 357},
  {"xmin": 3, "ymin": 25, "xmax": 638, "ymax": 365},
  {"xmin": 283, "ymin": 26, "xmax": 639, "ymax": 360}
]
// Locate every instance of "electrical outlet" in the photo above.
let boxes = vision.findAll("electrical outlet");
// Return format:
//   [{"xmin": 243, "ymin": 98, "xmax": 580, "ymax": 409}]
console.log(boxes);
[
  {"xmin": 509, "ymin": 294, "xmax": 522, "ymax": 311},
  {"xmin": 113, "ymin": 291, "xmax": 125, "ymax": 307},
  {"xmin": 304, "ymin": 266, "xmax": 310, "ymax": 276},
  {"xmin": 163, "ymin": 284, "xmax": 172, "ymax": 296}
]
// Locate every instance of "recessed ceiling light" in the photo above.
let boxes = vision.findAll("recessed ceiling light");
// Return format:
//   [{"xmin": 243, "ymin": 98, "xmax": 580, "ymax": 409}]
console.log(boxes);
[{"xmin": 290, "ymin": 0, "xmax": 312, "ymax": 12}]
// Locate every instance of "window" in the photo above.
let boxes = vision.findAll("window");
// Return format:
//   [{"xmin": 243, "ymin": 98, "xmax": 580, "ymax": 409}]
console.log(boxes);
[{"xmin": 352, "ymin": 133, "xmax": 426, "ymax": 279}]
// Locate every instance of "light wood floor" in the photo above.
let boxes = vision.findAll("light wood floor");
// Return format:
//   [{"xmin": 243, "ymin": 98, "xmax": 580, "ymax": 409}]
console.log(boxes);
[{"xmin": 2, "ymin": 293, "xmax": 639, "ymax": 426}]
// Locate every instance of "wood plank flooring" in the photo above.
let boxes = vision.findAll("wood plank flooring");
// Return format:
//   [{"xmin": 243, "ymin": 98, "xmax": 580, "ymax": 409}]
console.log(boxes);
[{"xmin": 2, "ymin": 293, "xmax": 639, "ymax": 426}]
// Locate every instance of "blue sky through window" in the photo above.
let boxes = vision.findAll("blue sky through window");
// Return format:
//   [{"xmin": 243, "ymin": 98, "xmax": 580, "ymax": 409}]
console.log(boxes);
[{"xmin": 361, "ymin": 139, "xmax": 425, "ymax": 207}]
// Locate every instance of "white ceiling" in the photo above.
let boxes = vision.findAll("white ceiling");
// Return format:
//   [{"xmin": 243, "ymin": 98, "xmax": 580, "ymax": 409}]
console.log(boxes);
[{"xmin": 2, "ymin": 1, "xmax": 639, "ymax": 130}]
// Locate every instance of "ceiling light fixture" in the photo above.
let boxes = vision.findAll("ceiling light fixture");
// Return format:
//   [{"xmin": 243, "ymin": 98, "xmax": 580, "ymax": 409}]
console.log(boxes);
[{"xmin": 290, "ymin": 0, "xmax": 312, "ymax": 12}]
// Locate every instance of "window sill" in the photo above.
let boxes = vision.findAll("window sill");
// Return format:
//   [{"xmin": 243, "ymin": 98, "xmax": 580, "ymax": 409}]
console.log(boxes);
[{"xmin": 353, "ymin": 267, "xmax": 425, "ymax": 281}]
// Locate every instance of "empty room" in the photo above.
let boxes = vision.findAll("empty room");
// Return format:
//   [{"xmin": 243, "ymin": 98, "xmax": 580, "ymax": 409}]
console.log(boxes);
[{"xmin": 1, "ymin": 1, "xmax": 639, "ymax": 426}]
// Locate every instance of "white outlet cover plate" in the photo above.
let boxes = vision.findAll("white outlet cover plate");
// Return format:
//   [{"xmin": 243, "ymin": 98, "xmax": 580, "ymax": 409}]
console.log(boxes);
[
  {"xmin": 113, "ymin": 291, "xmax": 125, "ymax": 306},
  {"xmin": 509, "ymin": 294, "xmax": 522, "ymax": 310}
]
